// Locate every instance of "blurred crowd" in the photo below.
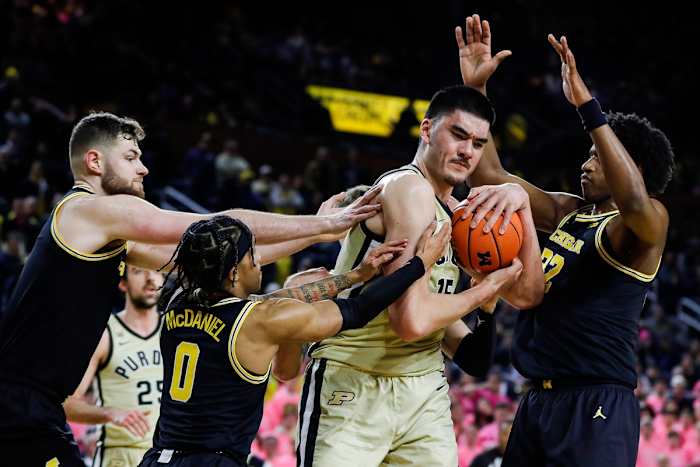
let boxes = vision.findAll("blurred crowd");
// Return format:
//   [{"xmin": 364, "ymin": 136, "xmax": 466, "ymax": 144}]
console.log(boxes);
[{"xmin": 1, "ymin": 1, "xmax": 698, "ymax": 466}]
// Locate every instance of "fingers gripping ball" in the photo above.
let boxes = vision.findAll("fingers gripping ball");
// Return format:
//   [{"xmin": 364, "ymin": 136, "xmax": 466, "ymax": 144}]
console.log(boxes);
[{"xmin": 451, "ymin": 201, "xmax": 523, "ymax": 273}]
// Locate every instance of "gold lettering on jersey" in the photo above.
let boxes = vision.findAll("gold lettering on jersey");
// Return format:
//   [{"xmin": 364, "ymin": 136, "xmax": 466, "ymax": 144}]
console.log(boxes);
[
  {"xmin": 165, "ymin": 309, "xmax": 226, "ymax": 342},
  {"xmin": 548, "ymin": 228, "xmax": 584, "ymax": 254}
]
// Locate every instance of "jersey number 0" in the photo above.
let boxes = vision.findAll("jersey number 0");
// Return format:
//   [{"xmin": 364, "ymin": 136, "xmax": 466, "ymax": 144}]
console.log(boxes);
[{"xmin": 170, "ymin": 342, "xmax": 200, "ymax": 402}]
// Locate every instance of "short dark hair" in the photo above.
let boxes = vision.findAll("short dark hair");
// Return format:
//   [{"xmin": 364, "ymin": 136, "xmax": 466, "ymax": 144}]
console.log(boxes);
[
  {"xmin": 338, "ymin": 184, "xmax": 371, "ymax": 208},
  {"xmin": 606, "ymin": 112, "xmax": 675, "ymax": 195},
  {"xmin": 161, "ymin": 216, "xmax": 253, "ymax": 307},
  {"xmin": 425, "ymin": 85, "xmax": 496, "ymax": 126},
  {"xmin": 69, "ymin": 111, "xmax": 145, "ymax": 162}
]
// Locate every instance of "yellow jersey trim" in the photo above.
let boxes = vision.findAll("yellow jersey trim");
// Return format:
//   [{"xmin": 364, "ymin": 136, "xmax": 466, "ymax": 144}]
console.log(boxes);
[
  {"xmin": 227, "ymin": 301, "xmax": 270, "ymax": 384},
  {"xmin": 212, "ymin": 297, "xmax": 243, "ymax": 308},
  {"xmin": 594, "ymin": 215, "xmax": 659, "ymax": 282},
  {"xmin": 51, "ymin": 192, "xmax": 126, "ymax": 261}
]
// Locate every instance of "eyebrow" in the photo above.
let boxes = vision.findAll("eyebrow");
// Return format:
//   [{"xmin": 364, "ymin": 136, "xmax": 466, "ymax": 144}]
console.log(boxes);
[
  {"xmin": 126, "ymin": 148, "xmax": 142, "ymax": 157},
  {"xmin": 451, "ymin": 124, "xmax": 488, "ymax": 144}
]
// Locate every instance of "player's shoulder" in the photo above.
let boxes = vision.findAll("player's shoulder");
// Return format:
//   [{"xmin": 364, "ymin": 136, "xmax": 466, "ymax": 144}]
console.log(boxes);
[{"xmin": 381, "ymin": 170, "xmax": 434, "ymax": 205}]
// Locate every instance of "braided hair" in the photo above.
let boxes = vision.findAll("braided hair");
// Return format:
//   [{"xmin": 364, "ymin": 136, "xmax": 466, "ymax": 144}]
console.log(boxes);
[{"xmin": 160, "ymin": 216, "xmax": 254, "ymax": 308}]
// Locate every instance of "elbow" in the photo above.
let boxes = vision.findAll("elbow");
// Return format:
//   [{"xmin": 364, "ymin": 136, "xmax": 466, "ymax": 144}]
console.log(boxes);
[
  {"xmin": 389, "ymin": 308, "xmax": 431, "ymax": 342},
  {"xmin": 512, "ymin": 286, "xmax": 544, "ymax": 310}
]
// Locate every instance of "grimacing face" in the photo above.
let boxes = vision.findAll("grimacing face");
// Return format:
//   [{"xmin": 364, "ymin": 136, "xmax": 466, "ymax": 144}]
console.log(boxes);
[
  {"xmin": 100, "ymin": 135, "xmax": 149, "ymax": 198},
  {"xmin": 422, "ymin": 110, "xmax": 490, "ymax": 187}
]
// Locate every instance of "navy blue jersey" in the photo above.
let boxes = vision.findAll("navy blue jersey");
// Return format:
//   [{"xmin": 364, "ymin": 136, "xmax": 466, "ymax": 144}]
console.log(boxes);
[
  {"xmin": 0, "ymin": 186, "xmax": 126, "ymax": 403},
  {"xmin": 155, "ymin": 292, "xmax": 269, "ymax": 457},
  {"xmin": 512, "ymin": 208, "xmax": 657, "ymax": 388}
]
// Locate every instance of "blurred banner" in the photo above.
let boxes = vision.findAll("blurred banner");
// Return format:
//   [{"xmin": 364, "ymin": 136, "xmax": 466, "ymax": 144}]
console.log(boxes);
[{"xmin": 306, "ymin": 85, "xmax": 428, "ymax": 138}]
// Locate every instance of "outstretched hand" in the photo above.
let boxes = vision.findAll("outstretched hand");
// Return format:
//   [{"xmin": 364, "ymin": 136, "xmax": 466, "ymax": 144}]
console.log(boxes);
[
  {"xmin": 547, "ymin": 34, "xmax": 593, "ymax": 107},
  {"xmin": 455, "ymin": 14, "xmax": 512, "ymax": 91}
]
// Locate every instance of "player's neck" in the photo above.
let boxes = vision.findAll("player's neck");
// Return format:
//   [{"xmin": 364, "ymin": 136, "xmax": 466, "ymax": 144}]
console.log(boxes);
[
  {"xmin": 73, "ymin": 176, "xmax": 108, "ymax": 196},
  {"xmin": 119, "ymin": 307, "xmax": 159, "ymax": 337},
  {"xmin": 411, "ymin": 158, "xmax": 453, "ymax": 203},
  {"xmin": 591, "ymin": 198, "xmax": 618, "ymax": 215}
]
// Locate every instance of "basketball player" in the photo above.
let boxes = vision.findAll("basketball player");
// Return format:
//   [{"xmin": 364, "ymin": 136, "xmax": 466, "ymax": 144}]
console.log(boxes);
[
  {"xmin": 456, "ymin": 15, "xmax": 675, "ymax": 466},
  {"xmin": 298, "ymin": 85, "xmax": 545, "ymax": 467},
  {"xmin": 0, "ymin": 112, "xmax": 381, "ymax": 466},
  {"xmin": 64, "ymin": 265, "xmax": 164, "ymax": 467},
  {"xmin": 138, "ymin": 215, "xmax": 449, "ymax": 466}
]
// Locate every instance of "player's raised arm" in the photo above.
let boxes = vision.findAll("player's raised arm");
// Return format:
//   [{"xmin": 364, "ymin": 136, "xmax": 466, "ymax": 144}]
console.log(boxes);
[
  {"xmin": 455, "ymin": 14, "xmax": 582, "ymax": 232},
  {"xmin": 547, "ymin": 34, "xmax": 670, "ymax": 245}
]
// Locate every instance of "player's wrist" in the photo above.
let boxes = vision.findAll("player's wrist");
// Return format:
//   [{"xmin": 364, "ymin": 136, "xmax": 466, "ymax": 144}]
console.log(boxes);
[{"xmin": 577, "ymin": 98, "xmax": 607, "ymax": 132}]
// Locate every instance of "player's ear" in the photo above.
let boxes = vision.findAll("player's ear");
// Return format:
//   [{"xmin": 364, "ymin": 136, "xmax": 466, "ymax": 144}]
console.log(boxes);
[
  {"xmin": 227, "ymin": 267, "xmax": 237, "ymax": 286},
  {"xmin": 420, "ymin": 118, "xmax": 432, "ymax": 146},
  {"xmin": 118, "ymin": 277, "xmax": 128, "ymax": 293},
  {"xmin": 84, "ymin": 149, "xmax": 103, "ymax": 175}
]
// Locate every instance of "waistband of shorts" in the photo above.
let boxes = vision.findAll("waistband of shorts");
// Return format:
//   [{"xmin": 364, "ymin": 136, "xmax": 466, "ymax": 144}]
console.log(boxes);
[
  {"xmin": 148, "ymin": 447, "xmax": 247, "ymax": 464},
  {"xmin": 530, "ymin": 378, "xmax": 635, "ymax": 391}
]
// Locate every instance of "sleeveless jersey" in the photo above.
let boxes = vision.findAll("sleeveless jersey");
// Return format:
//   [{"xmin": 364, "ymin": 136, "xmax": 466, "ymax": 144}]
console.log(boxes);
[
  {"xmin": 96, "ymin": 313, "xmax": 162, "ymax": 448},
  {"xmin": 154, "ymin": 292, "xmax": 270, "ymax": 457},
  {"xmin": 0, "ymin": 186, "xmax": 126, "ymax": 402},
  {"xmin": 512, "ymin": 208, "xmax": 659, "ymax": 387},
  {"xmin": 311, "ymin": 164, "xmax": 461, "ymax": 376}
]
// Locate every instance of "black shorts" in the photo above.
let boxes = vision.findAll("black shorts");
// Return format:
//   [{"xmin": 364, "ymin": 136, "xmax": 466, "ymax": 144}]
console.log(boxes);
[
  {"xmin": 502, "ymin": 383, "xmax": 640, "ymax": 467},
  {"xmin": 0, "ymin": 380, "xmax": 83, "ymax": 466},
  {"xmin": 139, "ymin": 448, "xmax": 247, "ymax": 467}
]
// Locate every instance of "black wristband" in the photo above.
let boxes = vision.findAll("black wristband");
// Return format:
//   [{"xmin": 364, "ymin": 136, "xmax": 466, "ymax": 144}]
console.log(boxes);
[
  {"xmin": 334, "ymin": 256, "xmax": 426, "ymax": 331},
  {"xmin": 577, "ymin": 98, "xmax": 607, "ymax": 133}
]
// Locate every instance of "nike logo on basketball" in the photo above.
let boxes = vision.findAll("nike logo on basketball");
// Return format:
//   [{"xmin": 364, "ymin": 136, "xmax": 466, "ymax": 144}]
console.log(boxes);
[{"xmin": 593, "ymin": 406, "xmax": 607, "ymax": 420}]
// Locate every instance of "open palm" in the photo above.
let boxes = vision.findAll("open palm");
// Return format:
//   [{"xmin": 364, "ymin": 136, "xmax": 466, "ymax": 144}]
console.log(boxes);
[{"xmin": 455, "ymin": 14, "xmax": 512, "ymax": 90}]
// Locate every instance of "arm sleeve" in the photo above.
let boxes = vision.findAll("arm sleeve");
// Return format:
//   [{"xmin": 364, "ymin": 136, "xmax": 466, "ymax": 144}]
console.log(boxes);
[
  {"xmin": 452, "ymin": 310, "xmax": 496, "ymax": 377},
  {"xmin": 333, "ymin": 256, "xmax": 425, "ymax": 331}
]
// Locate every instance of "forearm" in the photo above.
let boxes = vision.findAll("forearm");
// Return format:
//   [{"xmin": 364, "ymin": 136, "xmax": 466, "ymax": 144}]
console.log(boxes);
[
  {"xmin": 499, "ymin": 206, "xmax": 544, "ymax": 308},
  {"xmin": 390, "ymin": 281, "xmax": 496, "ymax": 341},
  {"xmin": 451, "ymin": 311, "xmax": 496, "ymax": 377},
  {"xmin": 272, "ymin": 343, "xmax": 303, "ymax": 381},
  {"xmin": 589, "ymin": 125, "xmax": 650, "ymax": 211},
  {"xmin": 253, "ymin": 270, "xmax": 361, "ymax": 302},
  {"xmin": 257, "ymin": 235, "xmax": 326, "ymax": 266},
  {"xmin": 225, "ymin": 209, "xmax": 331, "ymax": 244},
  {"xmin": 63, "ymin": 396, "xmax": 111, "ymax": 425}
]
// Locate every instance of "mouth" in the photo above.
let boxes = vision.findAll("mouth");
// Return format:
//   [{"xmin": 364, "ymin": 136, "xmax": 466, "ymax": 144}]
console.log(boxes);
[{"xmin": 450, "ymin": 160, "xmax": 470, "ymax": 170}]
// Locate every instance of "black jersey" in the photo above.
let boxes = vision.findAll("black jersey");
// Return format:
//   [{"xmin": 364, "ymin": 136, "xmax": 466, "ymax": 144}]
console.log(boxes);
[
  {"xmin": 512, "ymin": 208, "xmax": 657, "ymax": 388},
  {"xmin": 0, "ymin": 187, "xmax": 126, "ymax": 403},
  {"xmin": 155, "ymin": 292, "xmax": 269, "ymax": 457}
]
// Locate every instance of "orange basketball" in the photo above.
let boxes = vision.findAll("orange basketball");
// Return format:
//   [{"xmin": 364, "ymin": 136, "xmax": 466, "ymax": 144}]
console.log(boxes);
[{"xmin": 451, "ymin": 200, "xmax": 523, "ymax": 274}]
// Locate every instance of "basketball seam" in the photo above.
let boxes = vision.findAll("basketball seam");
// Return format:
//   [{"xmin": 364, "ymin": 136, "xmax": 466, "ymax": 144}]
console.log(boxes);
[
  {"xmin": 491, "ymin": 229, "xmax": 502, "ymax": 268},
  {"xmin": 511, "ymin": 218, "xmax": 522, "ymax": 248}
]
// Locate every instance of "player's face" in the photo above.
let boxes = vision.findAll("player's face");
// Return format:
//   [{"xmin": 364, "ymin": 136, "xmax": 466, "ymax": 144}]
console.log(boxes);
[
  {"xmin": 101, "ymin": 136, "xmax": 149, "ymax": 198},
  {"xmin": 580, "ymin": 146, "xmax": 611, "ymax": 203},
  {"xmin": 424, "ymin": 110, "xmax": 490, "ymax": 187},
  {"xmin": 122, "ymin": 266, "xmax": 164, "ymax": 310},
  {"xmin": 237, "ymin": 249, "xmax": 262, "ymax": 295}
]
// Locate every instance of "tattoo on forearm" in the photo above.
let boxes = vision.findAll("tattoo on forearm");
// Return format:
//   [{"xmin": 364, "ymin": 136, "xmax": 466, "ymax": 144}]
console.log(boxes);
[{"xmin": 253, "ymin": 272, "xmax": 356, "ymax": 303}]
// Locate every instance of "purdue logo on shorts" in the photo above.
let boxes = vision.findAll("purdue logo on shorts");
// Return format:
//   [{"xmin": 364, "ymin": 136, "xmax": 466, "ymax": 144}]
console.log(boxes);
[{"xmin": 328, "ymin": 391, "xmax": 355, "ymax": 405}]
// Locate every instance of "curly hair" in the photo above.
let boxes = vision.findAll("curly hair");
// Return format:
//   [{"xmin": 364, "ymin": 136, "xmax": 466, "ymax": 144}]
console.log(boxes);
[
  {"xmin": 160, "ymin": 216, "xmax": 253, "ymax": 308},
  {"xmin": 606, "ymin": 112, "xmax": 675, "ymax": 195}
]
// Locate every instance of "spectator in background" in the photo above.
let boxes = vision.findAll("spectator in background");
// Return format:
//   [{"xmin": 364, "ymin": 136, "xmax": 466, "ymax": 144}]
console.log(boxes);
[
  {"xmin": 215, "ymin": 138, "xmax": 250, "ymax": 190},
  {"xmin": 252, "ymin": 164, "xmax": 274, "ymax": 204},
  {"xmin": 470, "ymin": 420, "xmax": 513, "ymax": 467},
  {"xmin": 458, "ymin": 424, "xmax": 481, "ymax": 467},
  {"xmin": 304, "ymin": 145, "xmax": 339, "ymax": 205},
  {"xmin": 269, "ymin": 173, "xmax": 305, "ymax": 214},
  {"xmin": 180, "ymin": 131, "xmax": 216, "ymax": 204},
  {"xmin": 0, "ymin": 230, "xmax": 26, "ymax": 315}
]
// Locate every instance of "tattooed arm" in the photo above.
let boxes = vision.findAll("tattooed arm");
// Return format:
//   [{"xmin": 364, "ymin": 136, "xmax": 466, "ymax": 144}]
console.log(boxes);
[{"xmin": 249, "ymin": 240, "xmax": 408, "ymax": 303}]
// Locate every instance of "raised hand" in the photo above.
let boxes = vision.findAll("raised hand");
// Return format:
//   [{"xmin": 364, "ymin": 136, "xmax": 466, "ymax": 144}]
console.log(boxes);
[
  {"xmin": 547, "ymin": 34, "xmax": 593, "ymax": 107},
  {"xmin": 455, "ymin": 14, "xmax": 512, "ymax": 92},
  {"xmin": 356, "ymin": 239, "xmax": 408, "ymax": 282}
]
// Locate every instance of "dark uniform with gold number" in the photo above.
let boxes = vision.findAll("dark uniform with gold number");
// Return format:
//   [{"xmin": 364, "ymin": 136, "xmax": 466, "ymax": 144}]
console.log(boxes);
[
  {"xmin": 0, "ymin": 186, "xmax": 126, "ymax": 467},
  {"xmin": 139, "ymin": 293, "xmax": 268, "ymax": 467},
  {"xmin": 503, "ymin": 208, "xmax": 656, "ymax": 467}
]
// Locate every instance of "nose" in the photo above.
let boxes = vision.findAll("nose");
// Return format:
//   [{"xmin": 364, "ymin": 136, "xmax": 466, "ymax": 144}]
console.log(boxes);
[
  {"xmin": 459, "ymin": 140, "xmax": 474, "ymax": 160},
  {"xmin": 581, "ymin": 155, "xmax": 595, "ymax": 173},
  {"xmin": 137, "ymin": 160, "xmax": 149, "ymax": 177}
]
